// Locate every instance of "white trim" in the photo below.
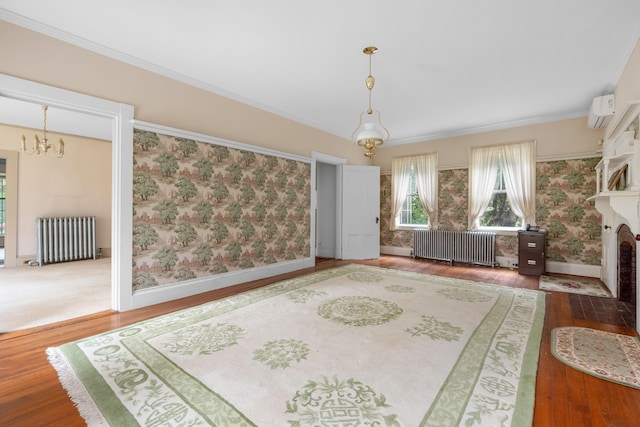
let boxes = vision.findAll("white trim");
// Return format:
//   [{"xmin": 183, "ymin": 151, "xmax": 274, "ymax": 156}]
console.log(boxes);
[
  {"xmin": 129, "ymin": 120, "xmax": 315, "ymax": 309},
  {"xmin": 383, "ymin": 111, "xmax": 589, "ymax": 146},
  {"xmin": 496, "ymin": 256, "xmax": 519, "ymax": 269},
  {"xmin": 0, "ymin": 73, "xmax": 135, "ymax": 312},
  {"xmin": 546, "ymin": 260, "xmax": 601, "ymax": 278},
  {"xmin": 0, "ymin": 10, "xmax": 600, "ymax": 148},
  {"xmin": 381, "ymin": 246, "xmax": 412, "ymax": 257},
  {"xmin": 312, "ymin": 152, "xmax": 346, "ymax": 260},
  {"xmin": 0, "ymin": 10, "xmax": 345, "ymax": 141},
  {"xmin": 381, "ymin": 154, "xmax": 601, "ymax": 176},
  {"xmin": 134, "ymin": 120, "xmax": 310, "ymax": 163},
  {"xmin": 536, "ymin": 152, "xmax": 602, "ymax": 162},
  {"xmin": 311, "ymin": 151, "xmax": 347, "ymax": 165},
  {"xmin": 130, "ymin": 258, "xmax": 313, "ymax": 309}
]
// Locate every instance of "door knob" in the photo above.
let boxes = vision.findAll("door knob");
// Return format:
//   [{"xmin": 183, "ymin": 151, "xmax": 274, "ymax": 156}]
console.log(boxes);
[{"xmin": 376, "ymin": 217, "xmax": 379, "ymax": 224}]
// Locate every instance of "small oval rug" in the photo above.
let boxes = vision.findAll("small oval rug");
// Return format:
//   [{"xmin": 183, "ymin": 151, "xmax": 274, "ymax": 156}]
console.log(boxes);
[{"xmin": 551, "ymin": 326, "xmax": 640, "ymax": 389}]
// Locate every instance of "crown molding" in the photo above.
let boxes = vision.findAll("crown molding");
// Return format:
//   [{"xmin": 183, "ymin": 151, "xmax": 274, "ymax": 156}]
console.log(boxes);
[
  {"xmin": 0, "ymin": 9, "xmax": 344, "ymax": 138},
  {"xmin": 385, "ymin": 110, "xmax": 589, "ymax": 146}
]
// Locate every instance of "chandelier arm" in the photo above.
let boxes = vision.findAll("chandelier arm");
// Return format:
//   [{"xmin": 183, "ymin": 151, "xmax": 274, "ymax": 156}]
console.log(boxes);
[{"xmin": 19, "ymin": 105, "xmax": 65, "ymax": 157}]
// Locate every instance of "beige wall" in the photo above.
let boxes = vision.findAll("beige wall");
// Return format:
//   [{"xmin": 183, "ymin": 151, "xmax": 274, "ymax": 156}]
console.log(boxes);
[
  {"xmin": 0, "ymin": 123, "xmax": 111, "ymax": 259},
  {"xmin": 0, "ymin": 21, "xmax": 367, "ymax": 166},
  {"xmin": 374, "ymin": 117, "xmax": 604, "ymax": 171},
  {"xmin": 614, "ymin": 38, "xmax": 640, "ymax": 114}
]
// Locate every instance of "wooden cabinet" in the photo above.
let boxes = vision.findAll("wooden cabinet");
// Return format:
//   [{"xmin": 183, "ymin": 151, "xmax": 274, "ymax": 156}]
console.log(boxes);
[{"xmin": 518, "ymin": 231, "xmax": 546, "ymax": 276}]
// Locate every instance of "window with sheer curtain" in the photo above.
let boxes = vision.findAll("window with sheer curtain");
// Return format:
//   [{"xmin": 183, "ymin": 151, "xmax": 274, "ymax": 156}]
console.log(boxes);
[
  {"xmin": 469, "ymin": 141, "xmax": 535, "ymax": 231},
  {"xmin": 391, "ymin": 153, "xmax": 438, "ymax": 230}
]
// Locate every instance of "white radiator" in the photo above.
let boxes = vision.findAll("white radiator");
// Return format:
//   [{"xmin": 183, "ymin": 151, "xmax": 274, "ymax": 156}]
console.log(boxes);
[
  {"xmin": 36, "ymin": 217, "xmax": 96, "ymax": 266},
  {"xmin": 413, "ymin": 230, "xmax": 496, "ymax": 267}
]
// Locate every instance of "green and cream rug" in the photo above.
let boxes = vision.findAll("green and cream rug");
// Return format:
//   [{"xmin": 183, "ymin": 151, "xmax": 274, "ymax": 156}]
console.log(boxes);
[
  {"xmin": 552, "ymin": 327, "xmax": 640, "ymax": 390},
  {"xmin": 48, "ymin": 265, "xmax": 546, "ymax": 426},
  {"xmin": 539, "ymin": 275, "xmax": 610, "ymax": 297}
]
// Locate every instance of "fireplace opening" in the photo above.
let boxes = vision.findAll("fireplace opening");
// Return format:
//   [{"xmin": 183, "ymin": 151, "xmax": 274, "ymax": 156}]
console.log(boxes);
[{"xmin": 617, "ymin": 225, "xmax": 637, "ymax": 311}]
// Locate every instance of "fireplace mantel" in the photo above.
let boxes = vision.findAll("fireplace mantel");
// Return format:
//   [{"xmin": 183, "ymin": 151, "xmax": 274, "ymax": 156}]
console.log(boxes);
[
  {"xmin": 590, "ymin": 99, "xmax": 640, "ymax": 234},
  {"xmin": 592, "ymin": 191, "xmax": 640, "ymax": 235}
]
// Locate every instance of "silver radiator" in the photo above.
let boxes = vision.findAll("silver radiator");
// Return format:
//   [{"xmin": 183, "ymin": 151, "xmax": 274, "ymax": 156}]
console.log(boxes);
[
  {"xmin": 36, "ymin": 217, "xmax": 96, "ymax": 266},
  {"xmin": 413, "ymin": 230, "xmax": 496, "ymax": 267}
]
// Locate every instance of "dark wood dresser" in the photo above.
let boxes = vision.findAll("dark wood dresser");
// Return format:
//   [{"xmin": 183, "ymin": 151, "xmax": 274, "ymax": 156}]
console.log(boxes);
[{"xmin": 518, "ymin": 230, "xmax": 546, "ymax": 276}]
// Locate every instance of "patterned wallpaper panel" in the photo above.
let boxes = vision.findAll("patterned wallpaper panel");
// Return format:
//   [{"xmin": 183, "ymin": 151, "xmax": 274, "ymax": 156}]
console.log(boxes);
[
  {"xmin": 438, "ymin": 169, "xmax": 468, "ymax": 232},
  {"xmin": 380, "ymin": 157, "xmax": 602, "ymax": 266},
  {"xmin": 535, "ymin": 158, "xmax": 601, "ymax": 265},
  {"xmin": 132, "ymin": 130, "xmax": 311, "ymax": 290}
]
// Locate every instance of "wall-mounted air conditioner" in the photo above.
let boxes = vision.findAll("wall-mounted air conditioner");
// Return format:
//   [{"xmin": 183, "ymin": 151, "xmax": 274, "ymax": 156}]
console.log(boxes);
[{"xmin": 588, "ymin": 94, "xmax": 614, "ymax": 129}]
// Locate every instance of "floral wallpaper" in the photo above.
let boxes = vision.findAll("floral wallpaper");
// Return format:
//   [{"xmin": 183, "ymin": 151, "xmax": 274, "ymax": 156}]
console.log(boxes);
[
  {"xmin": 380, "ymin": 157, "xmax": 602, "ymax": 266},
  {"xmin": 535, "ymin": 158, "xmax": 601, "ymax": 265},
  {"xmin": 132, "ymin": 129, "xmax": 311, "ymax": 290},
  {"xmin": 438, "ymin": 169, "xmax": 469, "ymax": 232}
]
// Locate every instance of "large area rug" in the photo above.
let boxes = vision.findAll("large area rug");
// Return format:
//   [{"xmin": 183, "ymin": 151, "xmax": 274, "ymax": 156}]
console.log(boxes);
[
  {"xmin": 552, "ymin": 326, "xmax": 640, "ymax": 390},
  {"xmin": 539, "ymin": 275, "xmax": 610, "ymax": 297},
  {"xmin": 48, "ymin": 264, "xmax": 545, "ymax": 426}
]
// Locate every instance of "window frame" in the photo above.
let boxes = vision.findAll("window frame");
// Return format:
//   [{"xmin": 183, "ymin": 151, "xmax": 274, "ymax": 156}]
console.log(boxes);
[
  {"xmin": 395, "ymin": 165, "xmax": 429, "ymax": 230},
  {"xmin": 477, "ymin": 156, "xmax": 523, "ymax": 232}
]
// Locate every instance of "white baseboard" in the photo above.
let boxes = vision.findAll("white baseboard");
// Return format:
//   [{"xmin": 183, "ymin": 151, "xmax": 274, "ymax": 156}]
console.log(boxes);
[
  {"xmin": 495, "ymin": 256, "xmax": 519, "ymax": 269},
  {"xmin": 130, "ymin": 257, "xmax": 315, "ymax": 310},
  {"xmin": 545, "ymin": 261, "xmax": 601, "ymax": 278},
  {"xmin": 380, "ymin": 246, "xmax": 412, "ymax": 257},
  {"xmin": 381, "ymin": 249, "xmax": 601, "ymax": 278}
]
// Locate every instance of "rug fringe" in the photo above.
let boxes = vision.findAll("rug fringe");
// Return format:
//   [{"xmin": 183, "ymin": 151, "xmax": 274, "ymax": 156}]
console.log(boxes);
[{"xmin": 46, "ymin": 347, "xmax": 109, "ymax": 426}]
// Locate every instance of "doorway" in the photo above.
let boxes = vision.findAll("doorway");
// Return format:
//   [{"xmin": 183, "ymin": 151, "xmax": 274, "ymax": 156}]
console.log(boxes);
[
  {"xmin": 1, "ymin": 73, "xmax": 134, "ymax": 315},
  {"xmin": 0, "ymin": 117, "xmax": 113, "ymax": 332},
  {"xmin": 316, "ymin": 161, "xmax": 337, "ymax": 260},
  {"xmin": 313, "ymin": 152, "xmax": 346, "ymax": 263},
  {"xmin": 0, "ymin": 158, "xmax": 5, "ymax": 267}
]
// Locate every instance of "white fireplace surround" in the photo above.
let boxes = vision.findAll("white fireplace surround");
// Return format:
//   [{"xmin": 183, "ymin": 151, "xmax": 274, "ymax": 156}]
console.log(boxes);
[{"xmin": 590, "ymin": 99, "xmax": 640, "ymax": 332}]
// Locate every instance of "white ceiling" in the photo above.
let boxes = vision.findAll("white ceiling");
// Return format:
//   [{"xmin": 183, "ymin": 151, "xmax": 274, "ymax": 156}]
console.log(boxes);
[{"xmin": 1, "ymin": 1, "xmax": 640, "ymax": 144}]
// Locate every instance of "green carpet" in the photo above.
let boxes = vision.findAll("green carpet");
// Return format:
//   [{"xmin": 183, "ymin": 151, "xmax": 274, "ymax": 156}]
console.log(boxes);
[
  {"xmin": 552, "ymin": 327, "xmax": 640, "ymax": 390},
  {"xmin": 48, "ymin": 265, "xmax": 545, "ymax": 426}
]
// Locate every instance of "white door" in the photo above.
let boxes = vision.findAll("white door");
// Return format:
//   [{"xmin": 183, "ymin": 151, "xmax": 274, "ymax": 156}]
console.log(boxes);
[{"xmin": 338, "ymin": 165, "xmax": 380, "ymax": 259}]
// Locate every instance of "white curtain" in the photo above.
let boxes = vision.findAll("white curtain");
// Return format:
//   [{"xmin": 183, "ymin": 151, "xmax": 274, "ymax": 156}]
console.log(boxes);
[
  {"xmin": 414, "ymin": 153, "xmax": 438, "ymax": 229},
  {"xmin": 500, "ymin": 140, "xmax": 536, "ymax": 226},
  {"xmin": 390, "ymin": 156, "xmax": 413, "ymax": 231},
  {"xmin": 468, "ymin": 146, "xmax": 500, "ymax": 230}
]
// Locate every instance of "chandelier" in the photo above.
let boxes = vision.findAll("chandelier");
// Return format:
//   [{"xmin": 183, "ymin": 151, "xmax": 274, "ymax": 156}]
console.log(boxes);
[
  {"xmin": 20, "ymin": 105, "xmax": 65, "ymax": 158},
  {"xmin": 351, "ymin": 46, "xmax": 389, "ymax": 158}
]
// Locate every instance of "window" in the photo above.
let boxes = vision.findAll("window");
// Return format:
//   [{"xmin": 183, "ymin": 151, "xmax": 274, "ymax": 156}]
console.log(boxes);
[
  {"xmin": 391, "ymin": 153, "xmax": 438, "ymax": 230},
  {"xmin": 397, "ymin": 165, "xmax": 428, "ymax": 226},
  {"xmin": 479, "ymin": 158, "xmax": 522, "ymax": 228},
  {"xmin": 469, "ymin": 141, "xmax": 535, "ymax": 231}
]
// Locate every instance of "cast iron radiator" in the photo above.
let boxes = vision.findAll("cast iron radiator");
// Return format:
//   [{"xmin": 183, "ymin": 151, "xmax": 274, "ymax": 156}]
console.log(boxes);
[
  {"xmin": 412, "ymin": 230, "xmax": 496, "ymax": 267},
  {"xmin": 36, "ymin": 216, "xmax": 96, "ymax": 266}
]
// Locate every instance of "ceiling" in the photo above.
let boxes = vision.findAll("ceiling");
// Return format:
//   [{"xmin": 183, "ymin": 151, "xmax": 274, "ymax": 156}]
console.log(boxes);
[{"xmin": 1, "ymin": 1, "xmax": 640, "ymax": 145}]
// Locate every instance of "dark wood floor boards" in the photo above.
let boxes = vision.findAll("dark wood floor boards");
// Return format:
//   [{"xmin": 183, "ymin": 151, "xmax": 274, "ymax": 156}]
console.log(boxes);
[{"xmin": 1, "ymin": 256, "xmax": 639, "ymax": 426}]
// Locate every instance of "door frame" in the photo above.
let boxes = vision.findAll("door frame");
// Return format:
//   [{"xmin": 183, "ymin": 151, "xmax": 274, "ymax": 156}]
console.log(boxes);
[
  {"xmin": 0, "ymin": 150, "xmax": 18, "ymax": 267},
  {"xmin": 0, "ymin": 74, "xmax": 134, "ymax": 311},
  {"xmin": 311, "ymin": 151, "xmax": 346, "ymax": 259}
]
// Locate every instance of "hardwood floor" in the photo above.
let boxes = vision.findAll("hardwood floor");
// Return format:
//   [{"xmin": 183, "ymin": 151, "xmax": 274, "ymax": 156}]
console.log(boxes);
[{"xmin": 1, "ymin": 255, "xmax": 639, "ymax": 426}]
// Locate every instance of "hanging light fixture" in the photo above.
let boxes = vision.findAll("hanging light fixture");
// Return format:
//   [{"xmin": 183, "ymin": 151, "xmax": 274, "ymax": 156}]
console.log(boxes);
[
  {"xmin": 20, "ymin": 105, "xmax": 65, "ymax": 158},
  {"xmin": 351, "ymin": 46, "xmax": 389, "ymax": 158}
]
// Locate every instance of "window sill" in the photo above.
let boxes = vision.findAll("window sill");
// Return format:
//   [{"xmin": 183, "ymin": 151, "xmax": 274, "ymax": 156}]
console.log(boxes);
[
  {"xmin": 395, "ymin": 225, "xmax": 429, "ymax": 231},
  {"xmin": 477, "ymin": 227, "xmax": 522, "ymax": 236}
]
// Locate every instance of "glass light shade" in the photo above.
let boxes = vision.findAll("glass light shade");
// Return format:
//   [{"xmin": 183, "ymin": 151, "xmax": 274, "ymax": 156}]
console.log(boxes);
[{"xmin": 351, "ymin": 111, "xmax": 389, "ymax": 158}]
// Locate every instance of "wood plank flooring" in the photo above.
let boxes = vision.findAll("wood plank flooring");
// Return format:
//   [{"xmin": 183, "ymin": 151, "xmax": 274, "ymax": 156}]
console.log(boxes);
[{"xmin": 1, "ymin": 255, "xmax": 639, "ymax": 426}]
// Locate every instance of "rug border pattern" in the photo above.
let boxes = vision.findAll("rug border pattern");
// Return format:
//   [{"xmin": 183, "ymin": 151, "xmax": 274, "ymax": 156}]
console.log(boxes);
[
  {"xmin": 48, "ymin": 264, "xmax": 546, "ymax": 426},
  {"xmin": 551, "ymin": 326, "xmax": 640, "ymax": 391}
]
